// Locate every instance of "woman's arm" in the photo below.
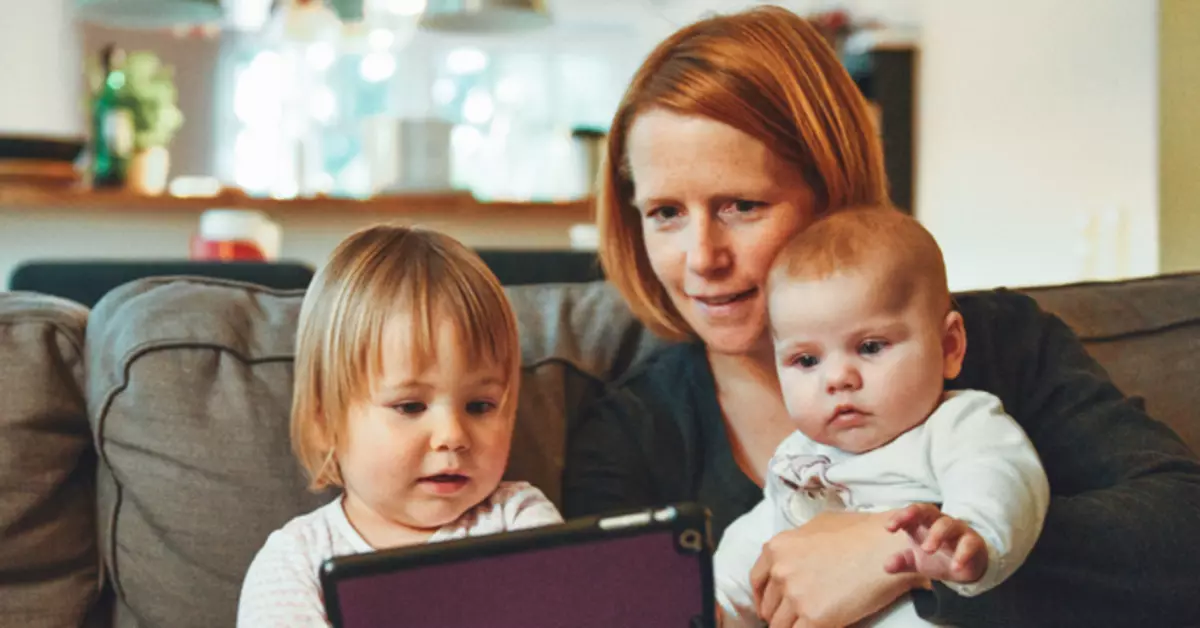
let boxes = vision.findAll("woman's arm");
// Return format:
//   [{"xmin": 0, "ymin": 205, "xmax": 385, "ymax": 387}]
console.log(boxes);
[
  {"xmin": 920, "ymin": 292, "xmax": 1200, "ymax": 627},
  {"xmin": 562, "ymin": 390, "xmax": 665, "ymax": 518}
]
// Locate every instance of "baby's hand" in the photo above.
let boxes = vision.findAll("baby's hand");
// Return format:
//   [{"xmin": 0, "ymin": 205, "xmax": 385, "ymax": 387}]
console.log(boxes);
[{"xmin": 883, "ymin": 503, "xmax": 988, "ymax": 584}]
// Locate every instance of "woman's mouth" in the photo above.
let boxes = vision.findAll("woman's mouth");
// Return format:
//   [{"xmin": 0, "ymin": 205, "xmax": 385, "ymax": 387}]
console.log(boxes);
[{"xmin": 692, "ymin": 289, "xmax": 758, "ymax": 316}]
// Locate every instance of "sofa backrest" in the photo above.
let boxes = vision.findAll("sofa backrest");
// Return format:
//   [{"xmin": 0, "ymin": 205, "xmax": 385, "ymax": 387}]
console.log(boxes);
[
  {"xmin": 1021, "ymin": 272, "xmax": 1200, "ymax": 452},
  {"xmin": 77, "ymin": 272, "xmax": 1199, "ymax": 628},
  {"xmin": 0, "ymin": 292, "xmax": 105, "ymax": 627}
]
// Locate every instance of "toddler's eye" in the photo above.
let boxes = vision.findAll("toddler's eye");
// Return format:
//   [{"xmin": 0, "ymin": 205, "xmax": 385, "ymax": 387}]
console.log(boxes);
[
  {"xmin": 467, "ymin": 400, "xmax": 497, "ymax": 415},
  {"xmin": 859, "ymin": 340, "xmax": 888, "ymax": 356},
  {"xmin": 393, "ymin": 402, "xmax": 426, "ymax": 415}
]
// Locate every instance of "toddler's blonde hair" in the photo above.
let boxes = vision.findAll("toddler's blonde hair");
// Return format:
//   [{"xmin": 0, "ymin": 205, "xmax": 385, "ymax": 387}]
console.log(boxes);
[{"xmin": 291, "ymin": 225, "xmax": 520, "ymax": 491}]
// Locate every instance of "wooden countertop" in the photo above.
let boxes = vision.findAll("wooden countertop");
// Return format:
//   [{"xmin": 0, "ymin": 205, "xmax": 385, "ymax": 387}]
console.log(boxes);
[{"xmin": 0, "ymin": 185, "xmax": 594, "ymax": 220}]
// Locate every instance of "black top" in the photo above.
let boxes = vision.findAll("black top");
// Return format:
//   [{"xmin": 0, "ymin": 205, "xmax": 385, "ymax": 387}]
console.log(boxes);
[{"xmin": 562, "ymin": 289, "xmax": 1200, "ymax": 627}]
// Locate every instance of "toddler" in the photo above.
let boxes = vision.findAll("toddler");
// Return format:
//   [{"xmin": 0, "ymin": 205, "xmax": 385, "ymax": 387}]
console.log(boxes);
[
  {"xmin": 238, "ymin": 225, "xmax": 562, "ymax": 626},
  {"xmin": 715, "ymin": 207, "xmax": 1050, "ymax": 627}
]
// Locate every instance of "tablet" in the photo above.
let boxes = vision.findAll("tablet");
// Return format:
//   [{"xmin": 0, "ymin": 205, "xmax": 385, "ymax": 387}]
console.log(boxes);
[{"xmin": 320, "ymin": 502, "xmax": 715, "ymax": 628}]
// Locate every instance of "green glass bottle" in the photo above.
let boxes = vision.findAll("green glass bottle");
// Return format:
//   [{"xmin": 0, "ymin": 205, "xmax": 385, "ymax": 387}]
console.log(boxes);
[{"xmin": 91, "ymin": 44, "xmax": 134, "ymax": 188}]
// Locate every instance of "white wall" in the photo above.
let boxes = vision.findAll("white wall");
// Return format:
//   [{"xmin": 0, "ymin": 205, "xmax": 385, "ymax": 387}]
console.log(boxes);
[
  {"xmin": 915, "ymin": 0, "xmax": 1159, "ymax": 290},
  {"xmin": 624, "ymin": 0, "xmax": 920, "ymax": 46},
  {"xmin": 0, "ymin": 0, "xmax": 83, "ymax": 136}
]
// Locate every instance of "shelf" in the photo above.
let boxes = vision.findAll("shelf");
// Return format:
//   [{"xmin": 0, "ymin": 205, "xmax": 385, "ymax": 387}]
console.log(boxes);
[{"xmin": 0, "ymin": 185, "xmax": 594, "ymax": 221}]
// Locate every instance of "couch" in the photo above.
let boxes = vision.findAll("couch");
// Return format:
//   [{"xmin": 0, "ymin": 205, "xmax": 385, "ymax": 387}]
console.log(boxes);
[{"xmin": 1, "ymin": 270, "xmax": 1197, "ymax": 628}]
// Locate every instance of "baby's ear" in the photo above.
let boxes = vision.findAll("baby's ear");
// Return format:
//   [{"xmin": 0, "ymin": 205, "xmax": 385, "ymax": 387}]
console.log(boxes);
[{"xmin": 941, "ymin": 310, "xmax": 967, "ymax": 380}]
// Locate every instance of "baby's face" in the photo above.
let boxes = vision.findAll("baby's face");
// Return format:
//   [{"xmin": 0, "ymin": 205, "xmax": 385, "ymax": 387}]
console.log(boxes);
[
  {"xmin": 769, "ymin": 270, "xmax": 961, "ymax": 453},
  {"xmin": 337, "ymin": 315, "xmax": 514, "ymax": 543}
]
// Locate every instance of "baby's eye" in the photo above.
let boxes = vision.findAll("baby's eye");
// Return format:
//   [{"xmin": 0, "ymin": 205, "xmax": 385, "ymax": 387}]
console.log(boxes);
[
  {"xmin": 466, "ymin": 400, "xmax": 497, "ymax": 415},
  {"xmin": 793, "ymin": 354, "xmax": 819, "ymax": 369},
  {"xmin": 859, "ymin": 340, "xmax": 888, "ymax": 356},
  {"xmin": 393, "ymin": 401, "xmax": 426, "ymax": 415}
]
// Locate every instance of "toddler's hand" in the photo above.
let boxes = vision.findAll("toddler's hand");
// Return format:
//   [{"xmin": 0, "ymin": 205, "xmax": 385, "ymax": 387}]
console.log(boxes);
[{"xmin": 883, "ymin": 503, "xmax": 988, "ymax": 584}]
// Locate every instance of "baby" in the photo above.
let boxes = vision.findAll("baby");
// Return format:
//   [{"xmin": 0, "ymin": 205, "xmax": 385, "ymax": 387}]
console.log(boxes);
[
  {"xmin": 238, "ymin": 225, "xmax": 562, "ymax": 626},
  {"xmin": 715, "ymin": 207, "xmax": 1050, "ymax": 627}
]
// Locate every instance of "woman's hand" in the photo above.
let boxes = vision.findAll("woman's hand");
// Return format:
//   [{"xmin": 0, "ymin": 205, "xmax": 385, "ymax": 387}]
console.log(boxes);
[{"xmin": 750, "ymin": 509, "xmax": 926, "ymax": 628}]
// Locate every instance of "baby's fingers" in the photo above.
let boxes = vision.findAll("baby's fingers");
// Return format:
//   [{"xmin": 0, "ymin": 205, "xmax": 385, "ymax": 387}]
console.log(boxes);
[
  {"xmin": 887, "ymin": 503, "xmax": 941, "ymax": 534},
  {"xmin": 921, "ymin": 516, "xmax": 966, "ymax": 554},
  {"xmin": 884, "ymin": 548, "xmax": 918, "ymax": 574},
  {"xmin": 951, "ymin": 532, "xmax": 988, "ymax": 582}
]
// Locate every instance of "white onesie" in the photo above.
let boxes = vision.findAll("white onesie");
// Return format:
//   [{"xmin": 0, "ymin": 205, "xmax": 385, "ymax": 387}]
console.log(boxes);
[{"xmin": 715, "ymin": 390, "xmax": 1050, "ymax": 628}]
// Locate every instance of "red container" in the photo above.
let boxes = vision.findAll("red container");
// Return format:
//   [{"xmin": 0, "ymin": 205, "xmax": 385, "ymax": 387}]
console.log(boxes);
[
  {"xmin": 190, "ymin": 209, "xmax": 281, "ymax": 262},
  {"xmin": 189, "ymin": 235, "xmax": 268, "ymax": 261}
]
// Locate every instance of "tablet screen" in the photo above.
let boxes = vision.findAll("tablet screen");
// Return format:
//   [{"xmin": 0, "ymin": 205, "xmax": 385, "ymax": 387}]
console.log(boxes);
[{"xmin": 327, "ymin": 526, "xmax": 709, "ymax": 628}]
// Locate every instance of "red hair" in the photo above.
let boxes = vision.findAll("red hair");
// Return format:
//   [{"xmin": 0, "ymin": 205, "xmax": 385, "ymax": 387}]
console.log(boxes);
[{"xmin": 596, "ymin": 6, "xmax": 889, "ymax": 340}]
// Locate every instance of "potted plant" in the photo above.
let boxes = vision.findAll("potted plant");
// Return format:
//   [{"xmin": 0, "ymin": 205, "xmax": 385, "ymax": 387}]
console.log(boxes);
[
  {"xmin": 121, "ymin": 50, "xmax": 184, "ymax": 195},
  {"xmin": 88, "ymin": 49, "xmax": 184, "ymax": 195}
]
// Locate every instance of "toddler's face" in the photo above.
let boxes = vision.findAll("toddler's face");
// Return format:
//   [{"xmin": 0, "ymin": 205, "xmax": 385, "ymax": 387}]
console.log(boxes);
[
  {"xmin": 769, "ymin": 270, "xmax": 963, "ymax": 453},
  {"xmin": 337, "ymin": 315, "xmax": 514, "ymax": 542}
]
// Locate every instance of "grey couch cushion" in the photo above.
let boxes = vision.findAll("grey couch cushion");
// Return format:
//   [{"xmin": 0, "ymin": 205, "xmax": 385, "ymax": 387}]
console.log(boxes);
[
  {"xmin": 86, "ymin": 277, "xmax": 663, "ymax": 628},
  {"xmin": 0, "ymin": 292, "xmax": 104, "ymax": 628},
  {"xmin": 1021, "ymin": 272, "xmax": 1200, "ymax": 453}
]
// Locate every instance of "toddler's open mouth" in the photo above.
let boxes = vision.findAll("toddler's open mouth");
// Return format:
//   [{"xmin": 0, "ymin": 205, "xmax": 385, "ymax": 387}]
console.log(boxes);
[{"xmin": 417, "ymin": 473, "xmax": 470, "ymax": 494}]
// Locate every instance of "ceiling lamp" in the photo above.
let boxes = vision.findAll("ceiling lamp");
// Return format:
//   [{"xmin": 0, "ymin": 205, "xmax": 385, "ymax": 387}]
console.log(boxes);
[
  {"xmin": 75, "ymin": 0, "xmax": 223, "ymax": 28},
  {"xmin": 419, "ymin": 0, "xmax": 550, "ymax": 33}
]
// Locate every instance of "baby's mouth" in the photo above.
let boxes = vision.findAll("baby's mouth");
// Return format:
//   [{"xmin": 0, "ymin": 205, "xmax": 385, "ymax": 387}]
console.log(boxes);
[
  {"xmin": 419, "ymin": 473, "xmax": 469, "ymax": 484},
  {"xmin": 829, "ymin": 405, "xmax": 868, "ymax": 424}
]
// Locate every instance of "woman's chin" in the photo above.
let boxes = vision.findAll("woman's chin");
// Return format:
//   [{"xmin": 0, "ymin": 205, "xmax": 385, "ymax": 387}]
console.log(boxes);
[
  {"xmin": 695, "ymin": 325, "xmax": 768, "ymax": 357},
  {"xmin": 678, "ymin": 292, "xmax": 768, "ymax": 354}
]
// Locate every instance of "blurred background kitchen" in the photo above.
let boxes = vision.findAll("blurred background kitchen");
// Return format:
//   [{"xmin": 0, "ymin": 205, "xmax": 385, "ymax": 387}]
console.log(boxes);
[{"xmin": 1, "ymin": 0, "xmax": 1198, "ymax": 296}]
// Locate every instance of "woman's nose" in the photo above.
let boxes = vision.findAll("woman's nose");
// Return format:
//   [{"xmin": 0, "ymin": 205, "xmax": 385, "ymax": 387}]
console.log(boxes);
[{"xmin": 685, "ymin": 214, "xmax": 731, "ymax": 277}]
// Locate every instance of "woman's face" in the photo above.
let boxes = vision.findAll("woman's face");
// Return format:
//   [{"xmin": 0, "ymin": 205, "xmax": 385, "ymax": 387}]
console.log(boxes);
[{"xmin": 626, "ymin": 109, "xmax": 818, "ymax": 355}]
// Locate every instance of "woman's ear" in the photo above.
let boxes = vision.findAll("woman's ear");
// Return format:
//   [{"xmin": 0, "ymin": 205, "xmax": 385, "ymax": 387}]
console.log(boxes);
[{"xmin": 941, "ymin": 310, "xmax": 967, "ymax": 380}]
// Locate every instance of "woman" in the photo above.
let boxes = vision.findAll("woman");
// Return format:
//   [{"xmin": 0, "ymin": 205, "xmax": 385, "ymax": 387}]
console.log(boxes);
[{"xmin": 562, "ymin": 7, "xmax": 1200, "ymax": 628}]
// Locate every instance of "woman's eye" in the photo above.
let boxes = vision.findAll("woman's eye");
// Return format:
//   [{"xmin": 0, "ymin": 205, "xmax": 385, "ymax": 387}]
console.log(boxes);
[
  {"xmin": 646, "ymin": 205, "xmax": 682, "ymax": 222},
  {"xmin": 722, "ymin": 200, "xmax": 765, "ymax": 215},
  {"xmin": 467, "ymin": 400, "xmax": 497, "ymax": 415},
  {"xmin": 859, "ymin": 340, "xmax": 887, "ymax": 356},
  {"xmin": 393, "ymin": 402, "xmax": 426, "ymax": 415}
]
